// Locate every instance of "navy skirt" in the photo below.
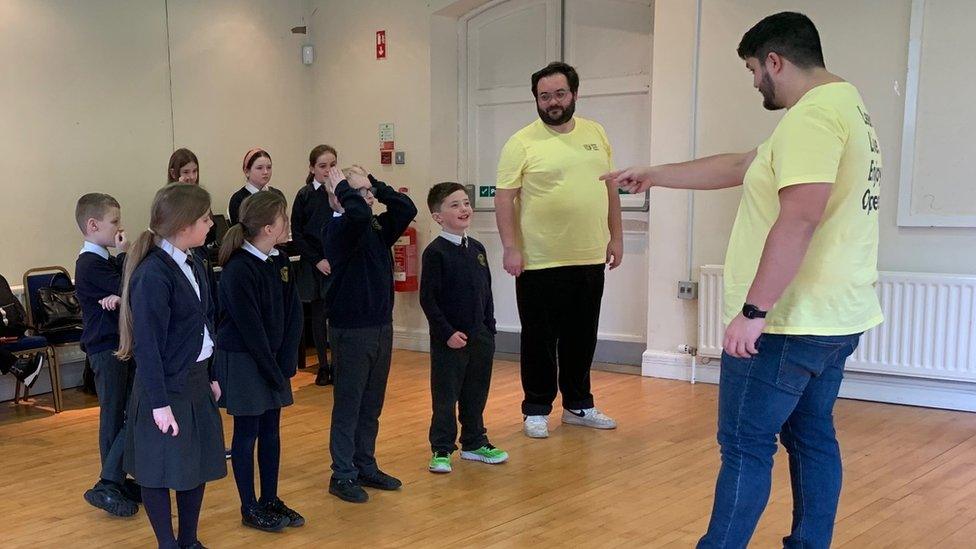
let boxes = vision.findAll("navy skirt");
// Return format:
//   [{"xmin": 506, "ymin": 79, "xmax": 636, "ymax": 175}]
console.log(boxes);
[
  {"xmin": 213, "ymin": 350, "xmax": 294, "ymax": 416},
  {"xmin": 124, "ymin": 361, "xmax": 227, "ymax": 490}
]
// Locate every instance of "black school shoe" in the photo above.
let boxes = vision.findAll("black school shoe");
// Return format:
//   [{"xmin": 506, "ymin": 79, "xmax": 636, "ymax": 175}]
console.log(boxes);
[
  {"xmin": 262, "ymin": 497, "xmax": 305, "ymax": 527},
  {"xmin": 84, "ymin": 481, "xmax": 138, "ymax": 517},
  {"xmin": 358, "ymin": 469, "xmax": 402, "ymax": 491},
  {"xmin": 179, "ymin": 543, "xmax": 208, "ymax": 549},
  {"xmin": 314, "ymin": 365, "xmax": 333, "ymax": 386},
  {"xmin": 328, "ymin": 477, "xmax": 368, "ymax": 503},
  {"xmin": 241, "ymin": 503, "xmax": 288, "ymax": 532},
  {"xmin": 121, "ymin": 478, "xmax": 142, "ymax": 503},
  {"xmin": 9, "ymin": 353, "xmax": 44, "ymax": 388}
]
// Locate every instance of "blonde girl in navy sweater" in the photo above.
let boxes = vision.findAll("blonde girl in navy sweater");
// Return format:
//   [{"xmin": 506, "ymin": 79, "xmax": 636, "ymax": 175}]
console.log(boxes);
[
  {"xmin": 213, "ymin": 191, "xmax": 304, "ymax": 532},
  {"xmin": 117, "ymin": 184, "xmax": 226, "ymax": 549}
]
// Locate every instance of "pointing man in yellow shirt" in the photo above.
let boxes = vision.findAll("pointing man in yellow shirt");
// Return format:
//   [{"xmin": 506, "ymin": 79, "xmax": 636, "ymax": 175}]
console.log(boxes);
[{"xmin": 603, "ymin": 12, "xmax": 882, "ymax": 549}]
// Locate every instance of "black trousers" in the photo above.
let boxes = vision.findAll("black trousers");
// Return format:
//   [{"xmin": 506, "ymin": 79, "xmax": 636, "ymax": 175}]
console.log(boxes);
[
  {"xmin": 308, "ymin": 299, "xmax": 331, "ymax": 372},
  {"xmin": 90, "ymin": 350, "xmax": 134, "ymax": 484},
  {"xmin": 329, "ymin": 324, "xmax": 392, "ymax": 480},
  {"xmin": 0, "ymin": 349, "xmax": 15, "ymax": 371},
  {"xmin": 428, "ymin": 327, "xmax": 494, "ymax": 453},
  {"xmin": 515, "ymin": 263, "xmax": 604, "ymax": 415}
]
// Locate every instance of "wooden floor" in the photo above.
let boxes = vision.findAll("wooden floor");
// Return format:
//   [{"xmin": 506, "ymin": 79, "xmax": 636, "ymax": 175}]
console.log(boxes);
[{"xmin": 2, "ymin": 351, "xmax": 976, "ymax": 548}]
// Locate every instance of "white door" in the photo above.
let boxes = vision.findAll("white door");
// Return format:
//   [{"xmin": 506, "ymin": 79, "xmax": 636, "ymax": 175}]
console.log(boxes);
[{"xmin": 461, "ymin": 0, "xmax": 651, "ymax": 347}]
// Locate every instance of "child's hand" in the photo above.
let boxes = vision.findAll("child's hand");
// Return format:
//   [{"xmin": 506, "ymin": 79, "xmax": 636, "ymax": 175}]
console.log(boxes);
[
  {"xmin": 210, "ymin": 381, "xmax": 221, "ymax": 402},
  {"xmin": 116, "ymin": 229, "xmax": 129, "ymax": 252},
  {"xmin": 327, "ymin": 167, "xmax": 345, "ymax": 191},
  {"xmin": 447, "ymin": 331, "xmax": 468, "ymax": 349},
  {"xmin": 152, "ymin": 406, "xmax": 179, "ymax": 436},
  {"xmin": 316, "ymin": 259, "xmax": 331, "ymax": 275},
  {"xmin": 99, "ymin": 295, "xmax": 121, "ymax": 311}
]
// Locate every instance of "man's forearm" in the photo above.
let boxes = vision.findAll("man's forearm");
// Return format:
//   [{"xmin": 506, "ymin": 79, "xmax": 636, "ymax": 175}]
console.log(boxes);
[
  {"xmin": 746, "ymin": 217, "xmax": 819, "ymax": 311},
  {"xmin": 652, "ymin": 151, "xmax": 755, "ymax": 190},
  {"xmin": 495, "ymin": 189, "xmax": 520, "ymax": 249}
]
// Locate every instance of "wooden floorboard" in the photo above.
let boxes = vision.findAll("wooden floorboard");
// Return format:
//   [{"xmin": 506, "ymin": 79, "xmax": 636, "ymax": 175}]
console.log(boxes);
[{"xmin": 0, "ymin": 350, "xmax": 974, "ymax": 548}]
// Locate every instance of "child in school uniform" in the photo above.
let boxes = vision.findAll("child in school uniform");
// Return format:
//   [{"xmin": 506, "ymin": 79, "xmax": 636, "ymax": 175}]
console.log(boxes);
[
  {"xmin": 75, "ymin": 193, "xmax": 142, "ymax": 516},
  {"xmin": 291, "ymin": 144, "xmax": 338, "ymax": 386},
  {"xmin": 117, "ymin": 184, "xmax": 226, "ymax": 549},
  {"xmin": 213, "ymin": 192, "xmax": 304, "ymax": 532},
  {"xmin": 229, "ymin": 148, "xmax": 286, "ymax": 225},
  {"xmin": 421, "ymin": 183, "xmax": 507, "ymax": 473},
  {"xmin": 167, "ymin": 148, "xmax": 200, "ymax": 185},
  {"xmin": 322, "ymin": 165, "xmax": 417, "ymax": 503}
]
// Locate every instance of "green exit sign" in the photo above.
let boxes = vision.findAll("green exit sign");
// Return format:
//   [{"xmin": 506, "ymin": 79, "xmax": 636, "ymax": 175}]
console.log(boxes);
[{"xmin": 479, "ymin": 185, "xmax": 496, "ymax": 198}]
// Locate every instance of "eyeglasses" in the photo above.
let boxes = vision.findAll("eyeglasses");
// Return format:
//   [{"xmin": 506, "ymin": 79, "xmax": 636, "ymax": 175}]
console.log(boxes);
[
  {"xmin": 357, "ymin": 187, "xmax": 373, "ymax": 197},
  {"xmin": 537, "ymin": 89, "xmax": 570, "ymax": 102}
]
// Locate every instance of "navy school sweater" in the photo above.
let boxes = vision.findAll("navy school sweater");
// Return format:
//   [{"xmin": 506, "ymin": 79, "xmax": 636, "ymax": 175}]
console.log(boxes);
[
  {"xmin": 228, "ymin": 186, "xmax": 286, "ymax": 226},
  {"xmin": 291, "ymin": 182, "xmax": 334, "ymax": 268},
  {"xmin": 130, "ymin": 246, "xmax": 216, "ymax": 409},
  {"xmin": 419, "ymin": 235, "xmax": 496, "ymax": 344},
  {"xmin": 322, "ymin": 176, "xmax": 418, "ymax": 329},
  {"xmin": 75, "ymin": 250, "xmax": 126, "ymax": 354},
  {"xmin": 215, "ymin": 248, "xmax": 303, "ymax": 389}
]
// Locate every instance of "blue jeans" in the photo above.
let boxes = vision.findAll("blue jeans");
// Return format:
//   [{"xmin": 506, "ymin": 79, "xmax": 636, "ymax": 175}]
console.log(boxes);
[{"xmin": 698, "ymin": 333, "xmax": 861, "ymax": 549}]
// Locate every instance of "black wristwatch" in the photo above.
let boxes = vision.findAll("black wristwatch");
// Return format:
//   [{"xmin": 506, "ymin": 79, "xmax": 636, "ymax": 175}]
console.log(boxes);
[{"xmin": 742, "ymin": 303, "xmax": 767, "ymax": 319}]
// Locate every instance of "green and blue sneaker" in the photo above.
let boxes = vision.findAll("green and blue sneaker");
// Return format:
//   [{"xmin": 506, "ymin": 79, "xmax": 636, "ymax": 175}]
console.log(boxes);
[
  {"xmin": 428, "ymin": 451, "xmax": 452, "ymax": 474},
  {"xmin": 460, "ymin": 444, "xmax": 509, "ymax": 465}
]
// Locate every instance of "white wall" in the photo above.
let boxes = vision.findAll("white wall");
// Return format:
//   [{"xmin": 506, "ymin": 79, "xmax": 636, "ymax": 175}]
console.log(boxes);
[
  {"xmin": 168, "ymin": 0, "xmax": 313, "ymax": 214},
  {"xmin": 0, "ymin": 0, "xmax": 309, "ymax": 286},
  {"xmin": 308, "ymin": 0, "xmax": 435, "ymax": 344},
  {"xmin": 0, "ymin": 0, "xmax": 172, "ymax": 285}
]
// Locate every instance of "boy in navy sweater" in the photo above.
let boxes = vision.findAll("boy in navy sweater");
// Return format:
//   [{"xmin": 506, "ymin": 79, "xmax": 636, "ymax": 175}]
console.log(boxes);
[
  {"xmin": 322, "ymin": 165, "xmax": 417, "ymax": 503},
  {"xmin": 74, "ymin": 193, "xmax": 139, "ymax": 516},
  {"xmin": 420, "ymin": 183, "xmax": 506, "ymax": 474}
]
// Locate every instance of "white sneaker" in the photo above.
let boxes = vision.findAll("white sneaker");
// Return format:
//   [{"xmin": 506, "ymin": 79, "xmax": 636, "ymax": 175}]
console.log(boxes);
[
  {"xmin": 523, "ymin": 415, "xmax": 549, "ymax": 438},
  {"xmin": 562, "ymin": 408, "xmax": 617, "ymax": 430}
]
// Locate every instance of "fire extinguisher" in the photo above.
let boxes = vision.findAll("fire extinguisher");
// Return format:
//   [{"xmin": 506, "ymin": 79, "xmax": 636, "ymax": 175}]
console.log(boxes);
[{"xmin": 393, "ymin": 187, "xmax": 419, "ymax": 292}]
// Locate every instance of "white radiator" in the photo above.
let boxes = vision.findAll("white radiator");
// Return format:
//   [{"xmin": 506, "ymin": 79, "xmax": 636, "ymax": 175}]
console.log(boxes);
[{"xmin": 697, "ymin": 265, "xmax": 976, "ymax": 383}]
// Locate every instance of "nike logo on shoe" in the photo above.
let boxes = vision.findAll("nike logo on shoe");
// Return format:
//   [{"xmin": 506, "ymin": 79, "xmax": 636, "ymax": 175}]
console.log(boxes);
[{"xmin": 566, "ymin": 409, "xmax": 585, "ymax": 417}]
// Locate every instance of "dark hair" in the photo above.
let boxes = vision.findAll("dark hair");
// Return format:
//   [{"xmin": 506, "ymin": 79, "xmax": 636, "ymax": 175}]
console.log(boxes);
[
  {"xmin": 117, "ymin": 184, "xmax": 211, "ymax": 359},
  {"xmin": 75, "ymin": 193, "xmax": 121, "ymax": 233},
  {"xmin": 167, "ymin": 148, "xmax": 200, "ymax": 184},
  {"xmin": 737, "ymin": 12, "xmax": 825, "ymax": 69},
  {"xmin": 427, "ymin": 182, "xmax": 468, "ymax": 213},
  {"xmin": 306, "ymin": 144, "xmax": 338, "ymax": 185},
  {"xmin": 531, "ymin": 61, "xmax": 579, "ymax": 98},
  {"xmin": 244, "ymin": 149, "xmax": 272, "ymax": 171},
  {"xmin": 218, "ymin": 192, "xmax": 288, "ymax": 265}
]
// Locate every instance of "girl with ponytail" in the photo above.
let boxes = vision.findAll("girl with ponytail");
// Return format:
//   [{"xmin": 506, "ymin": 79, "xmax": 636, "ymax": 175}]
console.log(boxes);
[
  {"xmin": 213, "ymin": 191, "xmax": 305, "ymax": 532},
  {"xmin": 291, "ymin": 144, "xmax": 339, "ymax": 386},
  {"xmin": 117, "ymin": 183, "xmax": 226, "ymax": 549}
]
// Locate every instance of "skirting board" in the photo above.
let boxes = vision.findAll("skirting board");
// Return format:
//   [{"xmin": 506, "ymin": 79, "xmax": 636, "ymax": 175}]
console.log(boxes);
[
  {"xmin": 395, "ymin": 328, "xmax": 646, "ymax": 366},
  {"xmin": 642, "ymin": 350, "xmax": 976, "ymax": 413}
]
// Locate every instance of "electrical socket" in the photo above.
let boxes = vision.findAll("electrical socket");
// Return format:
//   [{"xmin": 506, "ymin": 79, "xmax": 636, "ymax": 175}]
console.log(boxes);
[{"xmin": 677, "ymin": 280, "xmax": 698, "ymax": 300}]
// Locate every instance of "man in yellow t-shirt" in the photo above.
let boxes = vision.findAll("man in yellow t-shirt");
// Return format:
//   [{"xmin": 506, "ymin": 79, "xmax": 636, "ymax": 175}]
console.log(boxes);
[
  {"xmin": 603, "ymin": 12, "xmax": 882, "ymax": 548},
  {"xmin": 495, "ymin": 62, "xmax": 623, "ymax": 439}
]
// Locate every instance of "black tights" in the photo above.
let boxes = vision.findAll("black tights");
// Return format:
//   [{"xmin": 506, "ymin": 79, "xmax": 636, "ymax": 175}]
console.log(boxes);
[
  {"xmin": 231, "ymin": 408, "xmax": 281, "ymax": 510},
  {"xmin": 141, "ymin": 483, "xmax": 205, "ymax": 549}
]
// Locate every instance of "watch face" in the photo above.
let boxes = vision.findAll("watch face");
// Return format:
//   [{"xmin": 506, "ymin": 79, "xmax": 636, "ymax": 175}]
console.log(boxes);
[{"xmin": 743, "ymin": 304, "xmax": 765, "ymax": 319}]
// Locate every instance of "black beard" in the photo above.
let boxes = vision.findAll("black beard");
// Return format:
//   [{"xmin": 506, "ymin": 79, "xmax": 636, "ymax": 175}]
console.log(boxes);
[
  {"xmin": 537, "ymin": 100, "xmax": 576, "ymax": 126},
  {"xmin": 759, "ymin": 71, "xmax": 783, "ymax": 111}
]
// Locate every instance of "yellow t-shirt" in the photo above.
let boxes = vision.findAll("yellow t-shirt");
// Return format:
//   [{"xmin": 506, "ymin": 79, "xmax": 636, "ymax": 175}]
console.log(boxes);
[
  {"xmin": 496, "ymin": 117, "xmax": 612, "ymax": 270},
  {"xmin": 723, "ymin": 82, "xmax": 884, "ymax": 335}
]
